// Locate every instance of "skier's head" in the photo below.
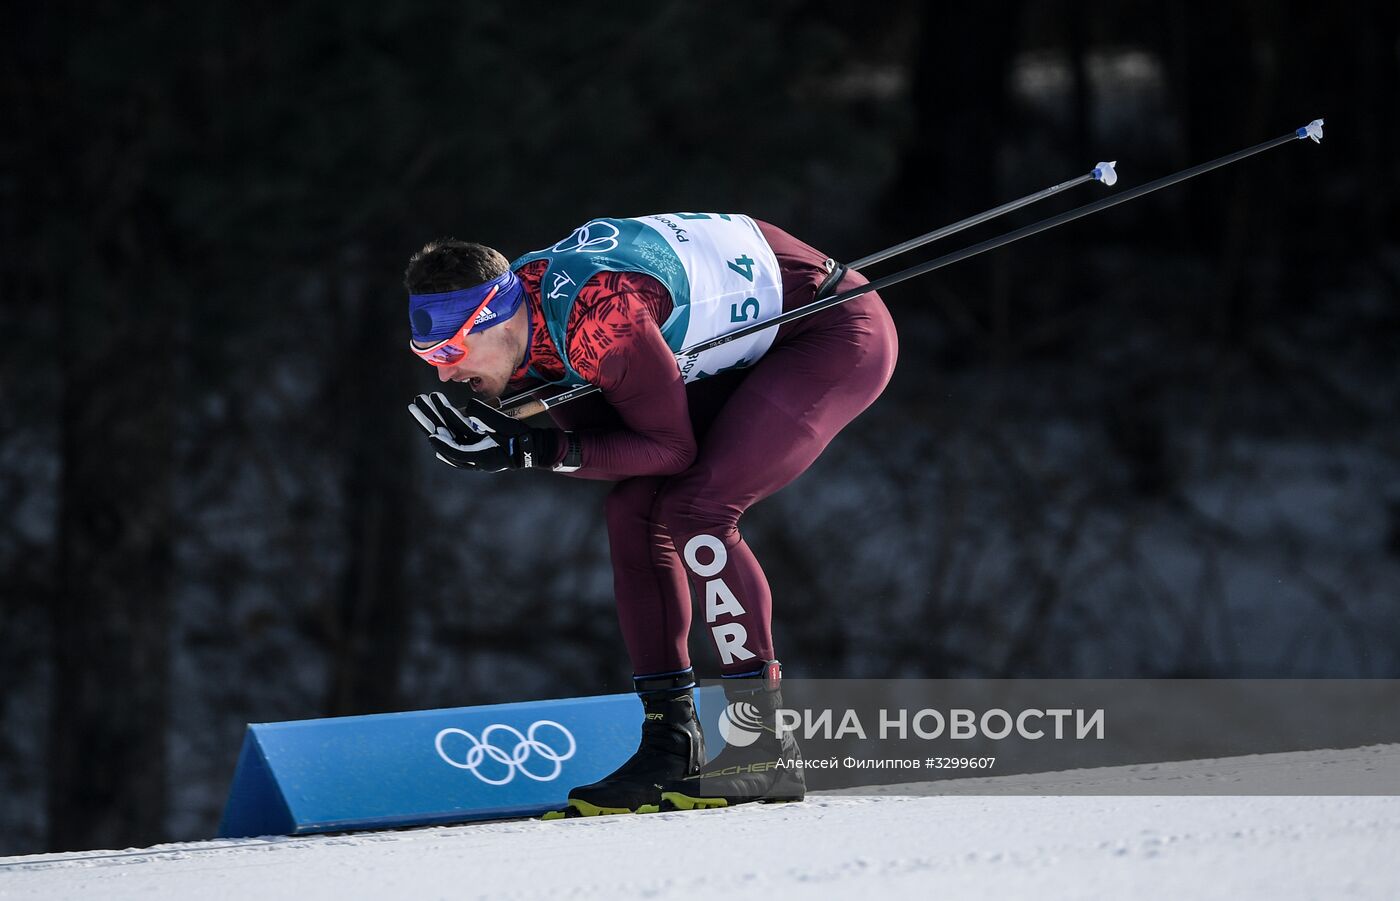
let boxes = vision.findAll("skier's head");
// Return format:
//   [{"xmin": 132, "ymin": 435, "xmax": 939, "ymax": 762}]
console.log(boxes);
[{"xmin": 404, "ymin": 238, "xmax": 530, "ymax": 400}]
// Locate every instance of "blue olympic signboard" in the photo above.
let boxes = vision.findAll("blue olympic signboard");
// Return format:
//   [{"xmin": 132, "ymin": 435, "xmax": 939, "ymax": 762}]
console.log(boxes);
[{"xmin": 219, "ymin": 690, "xmax": 723, "ymax": 837}]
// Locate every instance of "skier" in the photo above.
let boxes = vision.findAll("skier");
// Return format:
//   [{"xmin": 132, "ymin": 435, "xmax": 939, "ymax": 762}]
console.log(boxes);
[{"xmin": 406, "ymin": 213, "xmax": 897, "ymax": 815}]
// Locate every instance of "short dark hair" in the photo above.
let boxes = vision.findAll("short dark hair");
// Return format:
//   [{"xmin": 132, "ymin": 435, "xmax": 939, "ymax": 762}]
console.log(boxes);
[{"xmin": 403, "ymin": 239, "xmax": 509, "ymax": 294}]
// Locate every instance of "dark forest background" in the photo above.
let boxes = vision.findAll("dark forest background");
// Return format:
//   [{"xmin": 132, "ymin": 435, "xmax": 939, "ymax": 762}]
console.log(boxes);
[{"xmin": 3, "ymin": 0, "xmax": 1397, "ymax": 856}]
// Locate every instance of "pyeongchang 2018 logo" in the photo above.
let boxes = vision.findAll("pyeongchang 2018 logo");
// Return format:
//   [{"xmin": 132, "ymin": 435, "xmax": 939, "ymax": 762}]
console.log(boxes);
[{"xmin": 434, "ymin": 720, "xmax": 577, "ymax": 786}]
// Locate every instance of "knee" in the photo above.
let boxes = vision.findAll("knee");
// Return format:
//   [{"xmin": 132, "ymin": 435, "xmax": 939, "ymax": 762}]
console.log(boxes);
[{"xmin": 650, "ymin": 468, "xmax": 739, "ymax": 540}]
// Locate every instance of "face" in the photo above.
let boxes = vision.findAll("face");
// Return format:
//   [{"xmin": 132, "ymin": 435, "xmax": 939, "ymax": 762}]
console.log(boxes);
[{"xmin": 419, "ymin": 302, "xmax": 528, "ymax": 400}]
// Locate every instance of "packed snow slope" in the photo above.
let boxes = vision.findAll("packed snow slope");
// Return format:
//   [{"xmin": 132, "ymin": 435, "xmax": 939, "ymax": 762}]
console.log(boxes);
[{"xmin": 3, "ymin": 744, "xmax": 1397, "ymax": 901}]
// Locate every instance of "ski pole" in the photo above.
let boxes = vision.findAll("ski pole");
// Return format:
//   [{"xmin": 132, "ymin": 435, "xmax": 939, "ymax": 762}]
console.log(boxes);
[
  {"xmin": 500, "ymin": 120, "xmax": 1323, "ymax": 420},
  {"xmin": 495, "ymin": 164, "xmax": 1116, "ymax": 417},
  {"xmin": 849, "ymin": 161, "xmax": 1118, "ymax": 270}
]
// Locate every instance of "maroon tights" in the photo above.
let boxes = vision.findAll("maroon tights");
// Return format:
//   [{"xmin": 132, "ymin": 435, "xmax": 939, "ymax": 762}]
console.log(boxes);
[{"xmin": 601, "ymin": 283, "xmax": 898, "ymax": 676}]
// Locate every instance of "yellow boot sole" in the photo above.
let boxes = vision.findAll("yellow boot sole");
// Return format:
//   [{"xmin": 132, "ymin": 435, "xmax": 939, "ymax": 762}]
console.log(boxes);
[
  {"xmin": 540, "ymin": 798, "xmax": 638, "ymax": 820},
  {"xmin": 653, "ymin": 792, "xmax": 804, "ymax": 811},
  {"xmin": 657, "ymin": 791, "xmax": 729, "ymax": 811}
]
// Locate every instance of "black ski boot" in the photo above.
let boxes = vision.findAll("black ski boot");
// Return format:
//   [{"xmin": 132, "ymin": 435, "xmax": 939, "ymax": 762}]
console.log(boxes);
[
  {"xmin": 544, "ymin": 669, "xmax": 705, "ymax": 818},
  {"xmin": 653, "ymin": 660, "xmax": 805, "ymax": 811}
]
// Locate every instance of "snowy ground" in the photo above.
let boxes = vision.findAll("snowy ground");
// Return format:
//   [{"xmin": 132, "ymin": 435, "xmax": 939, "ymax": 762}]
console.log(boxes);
[{"xmin": 3, "ymin": 745, "xmax": 1396, "ymax": 900}]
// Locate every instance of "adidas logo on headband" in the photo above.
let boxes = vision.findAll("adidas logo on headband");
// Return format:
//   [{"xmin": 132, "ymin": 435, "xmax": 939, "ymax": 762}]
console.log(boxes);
[{"xmin": 472, "ymin": 307, "xmax": 497, "ymax": 326}]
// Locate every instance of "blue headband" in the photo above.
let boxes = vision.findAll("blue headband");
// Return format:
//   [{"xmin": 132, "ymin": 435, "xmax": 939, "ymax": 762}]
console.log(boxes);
[{"xmin": 408, "ymin": 268, "xmax": 525, "ymax": 344}]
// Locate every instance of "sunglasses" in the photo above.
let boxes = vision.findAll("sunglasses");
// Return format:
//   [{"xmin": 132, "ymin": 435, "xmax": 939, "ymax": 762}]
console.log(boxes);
[{"xmin": 409, "ymin": 284, "xmax": 499, "ymax": 367}]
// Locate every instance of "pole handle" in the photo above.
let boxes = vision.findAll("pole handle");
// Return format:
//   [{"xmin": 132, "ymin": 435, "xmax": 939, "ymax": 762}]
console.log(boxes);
[{"xmin": 502, "ymin": 396, "xmax": 550, "ymax": 420}]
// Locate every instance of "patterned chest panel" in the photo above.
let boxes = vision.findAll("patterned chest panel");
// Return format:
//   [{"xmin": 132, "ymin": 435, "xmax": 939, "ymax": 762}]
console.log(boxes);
[{"xmin": 510, "ymin": 262, "xmax": 673, "ymax": 389}]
